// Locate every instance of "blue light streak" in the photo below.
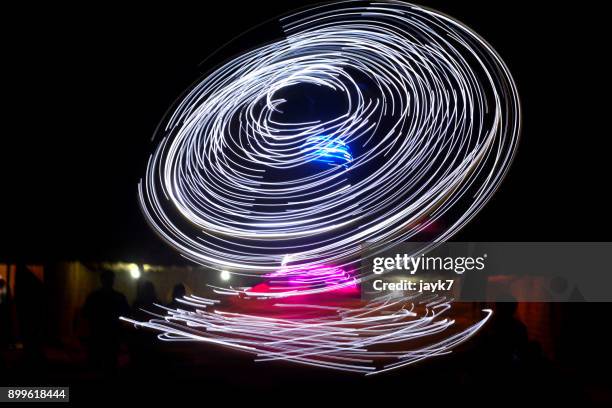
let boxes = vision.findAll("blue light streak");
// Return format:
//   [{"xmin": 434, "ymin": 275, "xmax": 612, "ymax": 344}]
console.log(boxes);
[{"xmin": 304, "ymin": 135, "xmax": 353, "ymax": 165}]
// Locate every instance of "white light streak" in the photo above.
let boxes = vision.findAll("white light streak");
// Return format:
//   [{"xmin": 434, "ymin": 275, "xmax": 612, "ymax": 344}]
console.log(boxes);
[
  {"xmin": 122, "ymin": 293, "xmax": 492, "ymax": 374},
  {"xmin": 129, "ymin": 1, "xmax": 517, "ymax": 373},
  {"xmin": 138, "ymin": 1, "xmax": 520, "ymax": 282}
]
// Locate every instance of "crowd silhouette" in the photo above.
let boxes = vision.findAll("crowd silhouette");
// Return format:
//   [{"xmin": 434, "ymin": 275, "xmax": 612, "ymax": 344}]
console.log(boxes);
[
  {"xmin": 80, "ymin": 269, "xmax": 188, "ymax": 376},
  {"xmin": 1, "ymin": 266, "xmax": 603, "ymax": 405},
  {"xmin": 81, "ymin": 270, "xmax": 130, "ymax": 374}
]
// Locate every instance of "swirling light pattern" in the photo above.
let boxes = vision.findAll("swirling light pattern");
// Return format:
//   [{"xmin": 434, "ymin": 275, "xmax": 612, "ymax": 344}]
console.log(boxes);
[
  {"xmin": 131, "ymin": 1, "xmax": 517, "ymax": 372},
  {"xmin": 122, "ymin": 293, "xmax": 492, "ymax": 374},
  {"xmin": 139, "ymin": 0, "xmax": 520, "ymax": 280}
]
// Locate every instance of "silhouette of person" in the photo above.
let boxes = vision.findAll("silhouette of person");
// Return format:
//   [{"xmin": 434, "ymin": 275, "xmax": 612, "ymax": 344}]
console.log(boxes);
[
  {"xmin": 14, "ymin": 265, "xmax": 45, "ymax": 364},
  {"xmin": 167, "ymin": 283, "xmax": 186, "ymax": 309},
  {"xmin": 82, "ymin": 269, "xmax": 130, "ymax": 374},
  {"xmin": 129, "ymin": 280, "xmax": 160, "ymax": 371},
  {"xmin": 487, "ymin": 296, "xmax": 528, "ymax": 367},
  {"xmin": 0, "ymin": 278, "xmax": 9, "ymax": 347},
  {"xmin": 132, "ymin": 280, "xmax": 159, "ymax": 320}
]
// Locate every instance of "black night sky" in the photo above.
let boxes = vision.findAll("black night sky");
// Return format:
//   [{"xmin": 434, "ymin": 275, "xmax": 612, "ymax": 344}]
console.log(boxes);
[
  {"xmin": 3, "ymin": 1, "xmax": 609, "ymax": 264},
  {"xmin": 2, "ymin": 2, "xmax": 612, "ymax": 405}
]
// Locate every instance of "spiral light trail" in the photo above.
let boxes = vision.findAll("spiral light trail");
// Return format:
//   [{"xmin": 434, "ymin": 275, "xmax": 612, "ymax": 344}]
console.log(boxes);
[
  {"xmin": 139, "ymin": 0, "xmax": 520, "ymax": 279},
  {"xmin": 131, "ymin": 1, "xmax": 520, "ymax": 373}
]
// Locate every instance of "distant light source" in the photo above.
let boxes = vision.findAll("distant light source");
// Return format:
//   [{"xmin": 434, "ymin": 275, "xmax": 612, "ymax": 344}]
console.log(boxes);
[
  {"xmin": 220, "ymin": 270, "xmax": 231, "ymax": 281},
  {"xmin": 129, "ymin": 263, "xmax": 141, "ymax": 279},
  {"xmin": 281, "ymin": 254, "xmax": 292, "ymax": 267}
]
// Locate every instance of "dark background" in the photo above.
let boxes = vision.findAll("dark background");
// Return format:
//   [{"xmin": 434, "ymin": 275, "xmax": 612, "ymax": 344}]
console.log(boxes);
[
  {"xmin": 2, "ymin": 1, "xmax": 610, "ymax": 404},
  {"xmin": 3, "ymin": 0, "xmax": 609, "ymax": 264}
]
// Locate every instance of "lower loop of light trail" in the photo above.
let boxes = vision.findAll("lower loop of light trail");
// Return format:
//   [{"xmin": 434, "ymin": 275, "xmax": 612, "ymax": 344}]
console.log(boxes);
[{"xmin": 122, "ymin": 293, "xmax": 492, "ymax": 375}]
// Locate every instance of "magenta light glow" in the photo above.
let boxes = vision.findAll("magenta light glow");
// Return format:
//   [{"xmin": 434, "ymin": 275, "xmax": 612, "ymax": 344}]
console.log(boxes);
[
  {"xmin": 207, "ymin": 264, "xmax": 359, "ymax": 299},
  {"xmin": 264, "ymin": 264, "xmax": 357, "ymax": 292}
]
